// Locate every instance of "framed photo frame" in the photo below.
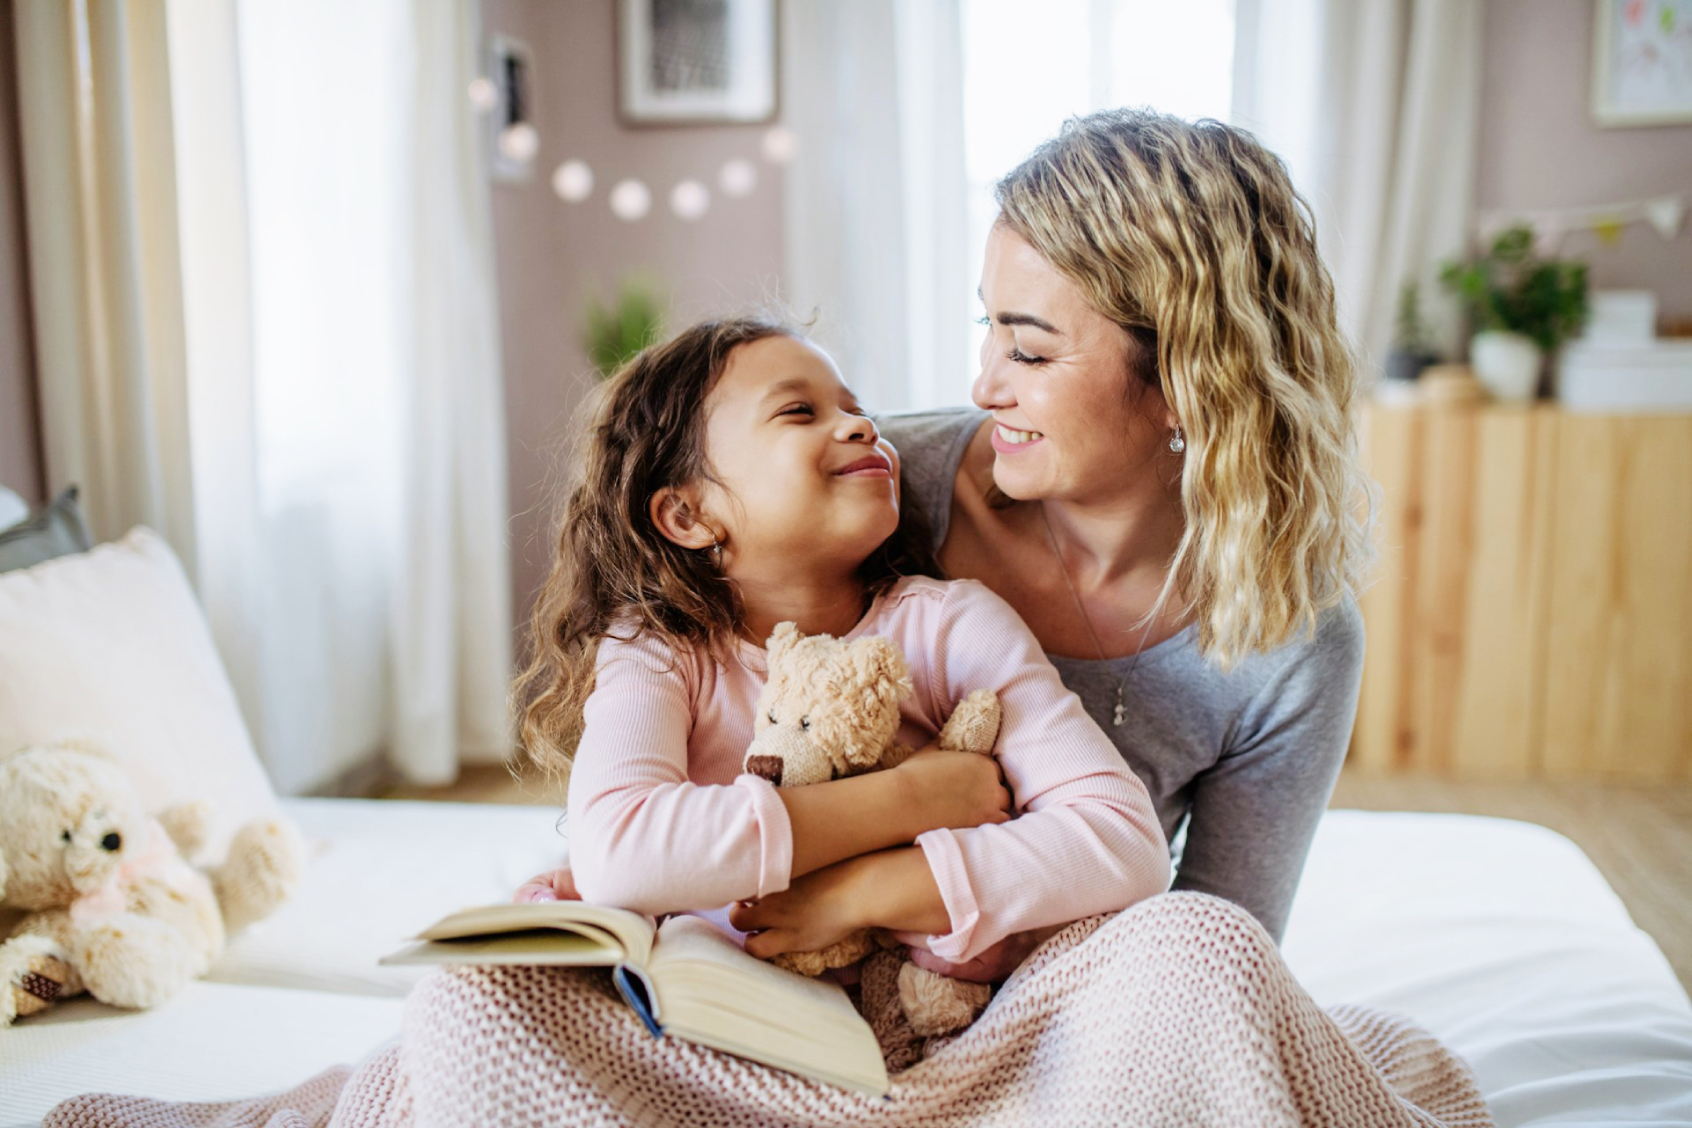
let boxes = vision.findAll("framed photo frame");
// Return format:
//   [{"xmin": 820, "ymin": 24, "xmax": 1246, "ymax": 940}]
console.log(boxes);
[
  {"xmin": 1591, "ymin": 0, "xmax": 1692, "ymax": 127},
  {"xmin": 617, "ymin": 0, "xmax": 778, "ymax": 126}
]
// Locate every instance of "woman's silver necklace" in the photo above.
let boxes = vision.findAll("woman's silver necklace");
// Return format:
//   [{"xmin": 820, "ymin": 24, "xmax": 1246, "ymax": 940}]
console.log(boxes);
[{"xmin": 1038, "ymin": 501, "xmax": 1152, "ymax": 727}]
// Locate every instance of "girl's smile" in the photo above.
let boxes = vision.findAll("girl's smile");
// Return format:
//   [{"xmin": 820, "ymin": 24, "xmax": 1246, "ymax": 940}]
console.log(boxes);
[{"xmin": 833, "ymin": 453, "xmax": 894, "ymax": 478}]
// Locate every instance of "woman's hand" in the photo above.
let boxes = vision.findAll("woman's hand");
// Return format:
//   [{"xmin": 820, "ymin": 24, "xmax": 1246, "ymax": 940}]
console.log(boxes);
[
  {"xmin": 727, "ymin": 857, "xmax": 873, "ymax": 960},
  {"xmin": 906, "ymin": 923, "xmax": 1064, "ymax": 983},
  {"xmin": 894, "ymin": 747, "xmax": 1013, "ymax": 835},
  {"xmin": 513, "ymin": 865, "xmax": 580, "ymax": 904}
]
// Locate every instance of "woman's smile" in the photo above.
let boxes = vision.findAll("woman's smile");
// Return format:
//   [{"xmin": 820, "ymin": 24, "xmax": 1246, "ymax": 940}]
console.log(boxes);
[{"xmin": 990, "ymin": 423, "xmax": 1045, "ymax": 454}]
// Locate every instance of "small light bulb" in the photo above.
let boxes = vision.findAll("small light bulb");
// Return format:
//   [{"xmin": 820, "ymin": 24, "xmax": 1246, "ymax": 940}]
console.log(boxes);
[
  {"xmin": 671, "ymin": 180, "xmax": 710, "ymax": 220},
  {"xmin": 719, "ymin": 158, "xmax": 757, "ymax": 197},
  {"xmin": 498, "ymin": 122, "xmax": 539, "ymax": 163},
  {"xmin": 762, "ymin": 126, "xmax": 797, "ymax": 164},
  {"xmin": 552, "ymin": 160, "xmax": 594, "ymax": 202},
  {"xmin": 467, "ymin": 77, "xmax": 498, "ymax": 112},
  {"xmin": 609, "ymin": 179, "xmax": 652, "ymax": 222}
]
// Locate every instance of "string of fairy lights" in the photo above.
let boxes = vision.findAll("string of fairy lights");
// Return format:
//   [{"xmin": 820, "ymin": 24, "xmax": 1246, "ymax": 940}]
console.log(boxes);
[{"xmin": 465, "ymin": 74, "xmax": 796, "ymax": 222}]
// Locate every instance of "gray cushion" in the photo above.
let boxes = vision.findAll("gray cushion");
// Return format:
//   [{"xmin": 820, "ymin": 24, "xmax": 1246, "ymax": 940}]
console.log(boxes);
[{"xmin": 0, "ymin": 485, "xmax": 94, "ymax": 573}]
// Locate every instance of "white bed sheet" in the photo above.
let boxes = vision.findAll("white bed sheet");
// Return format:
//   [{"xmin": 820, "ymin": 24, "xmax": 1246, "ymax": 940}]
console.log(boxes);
[
  {"xmin": 1286, "ymin": 810, "xmax": 1692, "ymax": 1127},
  {"xmin": 2, "ymin": 800, "xmax": 1688, "ymax": 1127},
  {"xmin": 207, "ymin": 798, "xmax": 570, "ymax": 996},
  {"xmin": 0, "ymin": 983, "xmax": 405, "ymax": 1128}
]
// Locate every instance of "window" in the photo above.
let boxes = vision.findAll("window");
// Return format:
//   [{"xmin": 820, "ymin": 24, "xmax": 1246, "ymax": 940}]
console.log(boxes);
[{"xmin": 960, "ymin": 0, "xmax": 1236, "ymax": 387}]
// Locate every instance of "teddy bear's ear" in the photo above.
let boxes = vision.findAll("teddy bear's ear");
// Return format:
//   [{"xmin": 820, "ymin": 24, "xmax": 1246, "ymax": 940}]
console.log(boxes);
[{"xmin": 766, "ymin": 622, "xmax": 803, "ymax": 665}]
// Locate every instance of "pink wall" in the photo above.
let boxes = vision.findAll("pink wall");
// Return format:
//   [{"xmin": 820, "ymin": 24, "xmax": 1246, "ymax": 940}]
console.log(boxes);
[
  {"xmin": 1477, "ymin": 0, "xmax": 1692, "ymax": 326},
  {"xmin": 0, "ymin": 0, "xmax": 43, "ymax": 506},
  {"xmin": 481, "ymin": 0, "xmax": 787, "ymax": 638}
]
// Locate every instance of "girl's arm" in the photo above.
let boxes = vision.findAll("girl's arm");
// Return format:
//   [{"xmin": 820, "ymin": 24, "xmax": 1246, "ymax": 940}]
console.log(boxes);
[
  {"xmin": 735, "ymin": 582, "xmax": 1171, "ymax": 964},
  {"xmin": 566, "ymin": 632, "xmax": 1008, "ymax": 915}
]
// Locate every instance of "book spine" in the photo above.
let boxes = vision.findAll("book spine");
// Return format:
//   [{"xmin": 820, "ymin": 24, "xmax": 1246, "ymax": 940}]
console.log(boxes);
[{"xmin": 612, "ymin": 965, "xmax": 663, "ymax": 1040}]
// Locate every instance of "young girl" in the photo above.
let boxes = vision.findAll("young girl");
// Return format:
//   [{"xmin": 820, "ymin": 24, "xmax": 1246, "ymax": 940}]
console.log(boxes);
[{"xmin": 512, "ymin": 317, "xmax": 1169, "ymax": 972}]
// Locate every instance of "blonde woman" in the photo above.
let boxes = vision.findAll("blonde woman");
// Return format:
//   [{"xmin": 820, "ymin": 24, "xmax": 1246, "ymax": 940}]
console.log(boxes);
[{"xmin": 881, "ymin": 106, "xmax": 1371, "ymax": 982}]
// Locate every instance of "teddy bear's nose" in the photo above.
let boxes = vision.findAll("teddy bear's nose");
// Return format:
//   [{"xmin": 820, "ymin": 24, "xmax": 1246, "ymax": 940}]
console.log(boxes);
[
  {"xmin": 100, "ymin": 832, "xmax": 122, "ymax": 851},
  {"xmin": 744, "ymin": 755, "xmax": 783, "ymax": 786}
]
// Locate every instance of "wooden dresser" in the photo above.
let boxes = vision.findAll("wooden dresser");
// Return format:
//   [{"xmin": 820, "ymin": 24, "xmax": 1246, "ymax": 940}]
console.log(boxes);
[{"xmin": 1350, "ymin": 402, "xmax": 1692, "ymax": 780}]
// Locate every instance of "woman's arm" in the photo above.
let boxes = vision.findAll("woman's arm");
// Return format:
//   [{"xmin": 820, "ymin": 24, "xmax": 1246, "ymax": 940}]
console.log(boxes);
[{"xmin": 1170, "ymin": 600, "xmax": 1365, "ymax": 942}]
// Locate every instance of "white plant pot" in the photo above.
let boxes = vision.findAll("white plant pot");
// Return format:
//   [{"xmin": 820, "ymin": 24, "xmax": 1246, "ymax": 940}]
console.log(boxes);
[{"xmin": 1470, "ymin": 330, "xmax": 1543, "ymax": 402}]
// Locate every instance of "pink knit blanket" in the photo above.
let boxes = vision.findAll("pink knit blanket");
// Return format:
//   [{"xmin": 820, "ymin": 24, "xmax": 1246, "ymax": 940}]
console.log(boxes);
[{"xmin": 43, "ymin": 893, "xmax": 1494, "ymax": 1128}]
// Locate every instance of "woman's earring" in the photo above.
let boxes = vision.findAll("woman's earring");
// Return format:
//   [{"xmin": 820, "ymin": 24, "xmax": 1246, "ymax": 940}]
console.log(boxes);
[
  {"xmin": 1168, "ymin": 424, "xmax": 1186, "ymax": 454},
  {"xmin": 709, "ymin": 538, "xmax": 723, "ymax": 562}
]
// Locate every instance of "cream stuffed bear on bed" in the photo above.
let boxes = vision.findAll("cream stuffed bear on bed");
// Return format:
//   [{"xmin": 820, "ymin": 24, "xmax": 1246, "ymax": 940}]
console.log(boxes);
[{"xmin": 0, "ymin": 741, "xmax": 304, "ymax": 1024}]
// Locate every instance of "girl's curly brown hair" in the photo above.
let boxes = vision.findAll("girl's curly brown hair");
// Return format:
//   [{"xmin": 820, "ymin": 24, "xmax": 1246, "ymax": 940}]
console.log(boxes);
[{"xmin": 512, "ymin": 317, "xmax": 936, "ymax": 787}]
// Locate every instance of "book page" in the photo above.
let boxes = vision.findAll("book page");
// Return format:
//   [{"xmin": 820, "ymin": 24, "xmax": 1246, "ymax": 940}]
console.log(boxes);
[
  {"xmin": 380, "ymin": 901, "xmax": 657, "ymax": 968},
  {"xmin": 646, "ymin": 915, "xmax": 889, "ymax": 1095}
]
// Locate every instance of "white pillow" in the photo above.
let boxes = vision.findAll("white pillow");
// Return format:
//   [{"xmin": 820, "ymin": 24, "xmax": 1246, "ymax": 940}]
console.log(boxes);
[{"xmin": 0, "ymin": 526, "xmax": 279, "ymax": 856}]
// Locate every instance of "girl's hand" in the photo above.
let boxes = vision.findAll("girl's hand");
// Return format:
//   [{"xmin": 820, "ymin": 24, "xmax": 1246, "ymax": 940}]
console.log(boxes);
[
  {"xmin": 513, "ymin": 865, "xmax": 581, "ymax": 904},
  {"xmin": 726, "ymin": 858, "xmax": 872, "ymax": 960},
  {"xmin": 906, "ymin": 923, "xmax": 1064, "ymax": 983},
  {"xmin": 894, "ymin": 747, "xmax": 1013, "ymax": 835}
]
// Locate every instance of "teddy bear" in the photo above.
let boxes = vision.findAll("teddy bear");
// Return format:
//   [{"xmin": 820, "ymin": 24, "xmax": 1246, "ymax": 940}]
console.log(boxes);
[
  {"xmin": 0, "ymin": 740, "xmax": 304, "ymax": 1025},
  {"xmin": 740, "ymin": 621, "xmax": 1004, "ymax": 1068}
]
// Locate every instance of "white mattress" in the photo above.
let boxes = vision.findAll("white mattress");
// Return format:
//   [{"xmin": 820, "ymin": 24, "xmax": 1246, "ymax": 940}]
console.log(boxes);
[
  {"xmin": 1285, "ymin": 811, "xmax": 1692, "ymax": 1127},
  {"xmin": 1, "ymin": 799, "xmax": 1688, "ymax": 1127}
]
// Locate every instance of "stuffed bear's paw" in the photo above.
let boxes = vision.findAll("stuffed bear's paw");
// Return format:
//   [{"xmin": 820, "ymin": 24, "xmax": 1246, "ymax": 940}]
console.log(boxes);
[
  {"xmin": 74, "ymin": 915, "xmax": 201, "ymax": 1010},
  {"xmin": 937, "ymin": 689, "xmax": 1001, "ymax": 756},
  {"xmin": 897, "ymin": 960, "xmax": 992, "ymax": 1037},
  {"xmin": 771, "ymin": 929, "xmax": 879, "ymax": 978},
  {"xmin": 213, "ymin": 816, "xmax": 304, "ymax": 934},
  {"xmin": 860, "ymin": 949, "xmax": 925, "ymax": 1074},
  {"xmin": 157, "ymin": 801, "xmax": 213, "ymax": 860},
  {"xmin": 0, "ymin": 935, "xmax": 73, "ymax": 1025}
]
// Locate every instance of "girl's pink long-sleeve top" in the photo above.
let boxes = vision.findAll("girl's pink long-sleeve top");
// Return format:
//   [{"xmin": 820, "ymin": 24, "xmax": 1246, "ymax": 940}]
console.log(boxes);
[{"xmin": 565, "ymin": 576, "xmax": 1171, "ymax": 964}]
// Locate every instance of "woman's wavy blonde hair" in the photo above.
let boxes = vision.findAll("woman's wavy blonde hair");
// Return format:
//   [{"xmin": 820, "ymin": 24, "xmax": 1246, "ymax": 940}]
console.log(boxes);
[{"xmin": 994, "ymin": 107, "xmax": 1373, "ymax": 667}]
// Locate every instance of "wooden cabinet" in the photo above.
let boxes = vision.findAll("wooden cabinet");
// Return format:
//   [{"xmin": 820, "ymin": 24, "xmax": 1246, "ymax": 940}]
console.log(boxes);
[{"xmin": 1350, "ymin": 404, "xmax": 1692, "ymax": 780}]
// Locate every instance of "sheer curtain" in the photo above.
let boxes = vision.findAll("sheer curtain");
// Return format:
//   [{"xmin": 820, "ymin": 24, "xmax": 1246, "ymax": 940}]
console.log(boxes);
[
  {"xmin": 14, "ymin": 0, "xmax": 513, "ymax": 793},
  {"xmin": 780, "ymin": 0, "xmax": 969, "ymax": 412},
  {"xmin": 784, "ymin": 1, "xmax": 1480, "ymax": 401},
  {"xmin": 1233, "ymin": 0, "xmax": 1484, "ymax": 373}
]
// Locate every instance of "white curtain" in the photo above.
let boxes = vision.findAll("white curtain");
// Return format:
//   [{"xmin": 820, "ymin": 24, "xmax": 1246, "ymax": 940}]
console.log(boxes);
[
  {"xmin": 781, "ymin": 0, "xmax": 970, "ymax": 412},
  {"xmin": 14, "ymin": 0, "xmax": 513, "ymax": 793},
  {"xmin": 13, "ymin": 0, "xmax": 199, "ymax": 574},
  {"xmin": 1232, "ymin": 0, "xmax": 1484, "ymax": 377}
]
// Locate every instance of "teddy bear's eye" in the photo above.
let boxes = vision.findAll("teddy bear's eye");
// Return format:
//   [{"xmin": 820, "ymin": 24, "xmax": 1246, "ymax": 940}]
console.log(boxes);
[
  {"xmin": 800, "ymin": 716, "xmax": 811, "ymax": 731},
  {"xmin": 62, "ymin": 830, "xmax": 72, "ymax": 843}
]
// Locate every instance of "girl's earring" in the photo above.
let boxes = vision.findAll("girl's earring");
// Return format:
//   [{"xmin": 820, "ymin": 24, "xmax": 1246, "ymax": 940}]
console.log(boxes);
[
  {"xmin": 1168, "ymin": 424, "xmax": 1186, "ymax": 455},
  {"xmin": 709, "ymin": 538, "xmax": 723, "ymax": 562}
]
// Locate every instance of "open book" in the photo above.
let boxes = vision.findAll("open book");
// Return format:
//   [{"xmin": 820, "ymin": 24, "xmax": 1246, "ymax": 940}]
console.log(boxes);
[{"xmin": 380, "ymin": 901, "xmax": 890, "ymax": 1096}]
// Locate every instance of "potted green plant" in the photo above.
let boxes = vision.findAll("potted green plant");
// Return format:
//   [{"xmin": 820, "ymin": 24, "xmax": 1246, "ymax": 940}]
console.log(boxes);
[
  {"xmin": 1439, "ymin": 225, "xmax": 1589, "ymax": 401},
  {"xmin": 582, "ymin": 280, "xmax": 665, "ymax": 380},
  {"xmin": 1383, "ymin": 280, "xmax": 1440, "ymax": 384}
]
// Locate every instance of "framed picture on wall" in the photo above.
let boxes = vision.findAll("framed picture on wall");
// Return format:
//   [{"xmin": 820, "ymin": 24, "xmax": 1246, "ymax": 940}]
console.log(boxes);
[
  {"xmin": 617, "ymin": 0, "xmax": 778, "ymax": 126},
  {"xmin": 1592, "ymin": 0, "xmax": 1692, "ymax": 126}
]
